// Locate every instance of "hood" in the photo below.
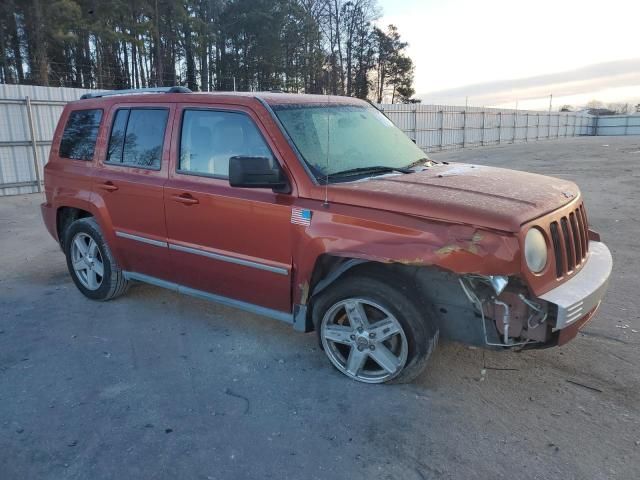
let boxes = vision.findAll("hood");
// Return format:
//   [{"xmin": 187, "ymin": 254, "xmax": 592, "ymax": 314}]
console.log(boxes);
[{"xmin": 328, "ymin": 163, "xmax": 580, "ymax": 232}]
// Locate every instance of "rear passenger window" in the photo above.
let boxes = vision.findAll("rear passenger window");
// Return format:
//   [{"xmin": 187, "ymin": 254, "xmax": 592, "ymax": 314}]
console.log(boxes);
[
  {"xmin": 106, "ymin": 108, "xmax": 168, "ymax": 169},
  {"xmin": 179, "ymin": 110, "xmax": 273, "ymax": 177},
  {"xmin": 59, "ymin": 109, "xmax": 103, "ymax": 160}
]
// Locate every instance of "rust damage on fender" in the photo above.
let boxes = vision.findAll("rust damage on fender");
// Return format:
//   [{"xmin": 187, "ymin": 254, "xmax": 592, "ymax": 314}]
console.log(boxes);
[
  {"xmin": 435, "ymin": 231, "xmax": 484, "ymax": 256},
  {"xmin": 314, "ymin": 219, "xmax": 521, "ymax": 275}
]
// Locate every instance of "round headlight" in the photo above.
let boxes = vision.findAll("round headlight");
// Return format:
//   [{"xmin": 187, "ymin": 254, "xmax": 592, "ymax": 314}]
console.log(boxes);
[{"xmin": 525, "ymin": 228, "xmax": 547, "ymax": 273}]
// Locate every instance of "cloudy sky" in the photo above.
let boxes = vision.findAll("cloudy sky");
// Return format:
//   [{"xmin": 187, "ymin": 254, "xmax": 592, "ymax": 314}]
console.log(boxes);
[{"xmin": 378, "ymin": 0, "xmax": 640, "ymax": 109}]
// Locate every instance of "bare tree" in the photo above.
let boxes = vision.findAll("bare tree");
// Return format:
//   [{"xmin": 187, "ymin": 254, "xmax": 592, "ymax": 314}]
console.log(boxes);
[{"xmin": 607, "ymin": 102, "xmax": 631, "ymax": 114}]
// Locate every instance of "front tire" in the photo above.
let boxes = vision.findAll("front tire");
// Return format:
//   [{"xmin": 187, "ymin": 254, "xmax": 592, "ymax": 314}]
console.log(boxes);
[
  {"xmin": 64, "ymin": 217, "xmax": 129, "ymax": 301},
  {"xmin": 312, "ymin": 273, "xmax": 438, "ymax": 384}
]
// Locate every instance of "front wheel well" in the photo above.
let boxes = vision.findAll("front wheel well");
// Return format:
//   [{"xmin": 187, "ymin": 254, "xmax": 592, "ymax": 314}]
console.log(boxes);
[
  {"xmin": 56, "ymin": 207, "xmax": 93, "ymax": 248},
  {"xmin": 308, "ymin": 255, "xmax": 421, "ymax": 301},
  {"xmin": 302, "ymin": 256, "xmax": 424, "ymax": 331}
]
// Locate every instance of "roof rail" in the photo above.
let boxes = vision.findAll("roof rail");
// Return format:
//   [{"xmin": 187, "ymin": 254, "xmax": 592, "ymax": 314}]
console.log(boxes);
[{"xmin": 80, "ymin": 86, "xmax": 191, "ymax": 100}]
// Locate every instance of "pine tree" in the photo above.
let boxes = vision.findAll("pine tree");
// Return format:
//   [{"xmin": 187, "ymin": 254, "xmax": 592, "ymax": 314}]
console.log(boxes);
[{"xmin": 0, "ymin": 0, "xmax": 417, "ymax": 102}]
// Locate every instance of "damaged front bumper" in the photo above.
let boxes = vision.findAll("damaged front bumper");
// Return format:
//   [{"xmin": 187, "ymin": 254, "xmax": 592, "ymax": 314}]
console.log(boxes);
[
  {"xmin": 458, "ymin": 240, "xmax": 612, "ymax": 348},
  {"xmin": 540, "ymin": 240, "xmax": 612, "ymax": 343}
]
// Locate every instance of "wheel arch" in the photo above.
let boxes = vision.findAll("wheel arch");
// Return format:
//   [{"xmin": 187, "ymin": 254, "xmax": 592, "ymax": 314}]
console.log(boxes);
[
  {"xmin": 56, "ymin": 206, "xmax": 93, "ymax": 248},
  {"xmin": 54, "ymin": 198, "xmax": 120, "ymax": 265},
  {"xmin": 295, "ymin": 251, "xmax": 486, "ymax": 346},
  {"xmin": 294, "ymin": 253, "xmax": 430, "ymax": 333}
]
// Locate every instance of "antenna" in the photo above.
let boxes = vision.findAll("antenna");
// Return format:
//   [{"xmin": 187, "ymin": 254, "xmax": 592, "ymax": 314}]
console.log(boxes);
[{"xmin": 323, "ymin": 94, "xmax": 330, "ymax": 208}]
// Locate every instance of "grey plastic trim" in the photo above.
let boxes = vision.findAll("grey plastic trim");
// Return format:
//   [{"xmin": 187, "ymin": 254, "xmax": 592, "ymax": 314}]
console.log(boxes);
[
  {"xmin": 123, "ymin": 271, "xmax": 294, "ymax": 324},
  {"xmin": 540, "ymin": 241, "xmax": 612, "ymax": 329},
  {"xmin": 169, "ymin": 243, "xmax": 289, "ymax": 276},
  {"xmin": 311, "ymin": 259, "xmax": 368, "ymax": 297},
  {"xmin": 292, "ymin": 304, "xmax": 311, "ymax": 332},
  {"xmin": 115, "ymin": 231, "xmax": 168, "ymax": 248}
]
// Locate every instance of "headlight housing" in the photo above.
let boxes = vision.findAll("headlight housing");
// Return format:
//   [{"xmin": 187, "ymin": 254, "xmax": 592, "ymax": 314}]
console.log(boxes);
[{"xmin": 525, "ymin": 227, "xmax": 547, "ymax": 273}]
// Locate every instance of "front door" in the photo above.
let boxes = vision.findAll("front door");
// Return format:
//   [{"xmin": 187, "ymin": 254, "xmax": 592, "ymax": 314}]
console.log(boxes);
[
  {"xmin": 163, "ymin": 105, "xmax": 293, "ymax": 313},
  {"xmin": 92, "ymin": 103, "xmax": 174, "ymax": 280}
]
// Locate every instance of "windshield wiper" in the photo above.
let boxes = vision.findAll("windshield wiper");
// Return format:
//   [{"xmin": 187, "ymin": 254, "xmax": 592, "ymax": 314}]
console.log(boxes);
[{"xmin": 330, "ymin": 165, "xmax": 413, "ymax": 178}]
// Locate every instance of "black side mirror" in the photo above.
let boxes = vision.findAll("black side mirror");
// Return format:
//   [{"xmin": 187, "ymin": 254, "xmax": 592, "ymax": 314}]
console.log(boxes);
[{"xmin": 228, "ymin": 156, "xmax": 290, "ymax": 193}]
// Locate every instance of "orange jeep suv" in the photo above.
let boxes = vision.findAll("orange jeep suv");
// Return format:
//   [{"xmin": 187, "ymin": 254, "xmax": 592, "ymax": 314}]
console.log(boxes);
[{"xmin": 41, "ymin": 87, "xmax": 612, "ymax": 383}]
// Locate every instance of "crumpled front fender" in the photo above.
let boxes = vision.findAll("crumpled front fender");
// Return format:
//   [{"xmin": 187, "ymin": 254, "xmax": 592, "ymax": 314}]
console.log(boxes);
[{"xmin": 292, "ymin": 207, "xmax": 520, "ymax": 305}]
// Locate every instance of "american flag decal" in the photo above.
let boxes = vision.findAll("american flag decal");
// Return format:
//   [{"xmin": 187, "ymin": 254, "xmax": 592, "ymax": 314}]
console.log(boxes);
[{"xmin": 291, "ymin": 208, "xmax": 312, "ymax": 226}]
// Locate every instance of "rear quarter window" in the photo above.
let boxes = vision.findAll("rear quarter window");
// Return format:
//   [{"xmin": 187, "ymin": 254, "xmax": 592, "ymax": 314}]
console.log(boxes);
[{"xmin": 59, "ymin": 109, "xmax": 103, "ymax": 160}]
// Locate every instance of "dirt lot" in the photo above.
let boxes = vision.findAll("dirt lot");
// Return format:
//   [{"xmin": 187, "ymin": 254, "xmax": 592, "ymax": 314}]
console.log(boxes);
[{"xmin": 1, "ymin": 136, "xmax": 639, "ymax": 479}]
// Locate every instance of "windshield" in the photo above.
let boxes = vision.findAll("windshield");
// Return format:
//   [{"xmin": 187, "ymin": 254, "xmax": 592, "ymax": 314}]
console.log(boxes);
[{"xmin": 272, "ymin": 104, "xmax": 428, "ymax": 180}]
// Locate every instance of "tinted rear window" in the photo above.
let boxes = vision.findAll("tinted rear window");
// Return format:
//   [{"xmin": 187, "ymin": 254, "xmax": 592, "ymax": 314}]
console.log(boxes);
[
  {"xmin": 59, "ymin": 109, "xmax": 103, "ymax": 160},
  {"xmin": 106, "ymin": 108, "xmax": 168, "ymax": 170}
]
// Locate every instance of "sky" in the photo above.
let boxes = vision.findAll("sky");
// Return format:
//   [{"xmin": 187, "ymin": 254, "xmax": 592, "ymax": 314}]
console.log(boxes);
[{"xmin": 377, "ymin": 0, "xmax": 640, "ymax": 110}]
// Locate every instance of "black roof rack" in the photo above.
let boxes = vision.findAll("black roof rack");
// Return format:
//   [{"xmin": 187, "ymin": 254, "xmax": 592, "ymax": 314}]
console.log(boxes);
[{"xmin": 80, "ymin": 86, "xmax": 191, "ymax": 100}]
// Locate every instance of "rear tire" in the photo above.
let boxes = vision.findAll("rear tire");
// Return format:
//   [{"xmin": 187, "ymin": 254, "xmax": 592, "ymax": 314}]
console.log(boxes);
[
  {"xmin": 312, "ymin": 273, "xmax": 438, "ymax": 384},
  {"xmin": 64, "ymin": 217, "xmax": 129, "ymax": 301}
]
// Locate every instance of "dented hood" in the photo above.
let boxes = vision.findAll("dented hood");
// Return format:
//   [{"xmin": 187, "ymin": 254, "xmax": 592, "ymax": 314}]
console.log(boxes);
[{"xmin": 329, "ymin": 163, "xmax": 580, "ymax": 232}]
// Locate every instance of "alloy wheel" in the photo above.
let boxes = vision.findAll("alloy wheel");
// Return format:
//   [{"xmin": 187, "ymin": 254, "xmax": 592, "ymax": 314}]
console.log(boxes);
[
  {"xmin": 70, "ymin": 232, "xmax": 105, "ymax": 291},
  {"xmin": 320, "ymin": 298, "xmax": 408, "ymax": 383}
]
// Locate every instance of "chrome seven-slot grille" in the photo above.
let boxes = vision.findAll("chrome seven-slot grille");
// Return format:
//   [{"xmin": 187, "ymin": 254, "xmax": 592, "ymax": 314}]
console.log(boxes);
[{"xmin": 548, "ymin": 203, "xmax": 589, "ymax": 278}]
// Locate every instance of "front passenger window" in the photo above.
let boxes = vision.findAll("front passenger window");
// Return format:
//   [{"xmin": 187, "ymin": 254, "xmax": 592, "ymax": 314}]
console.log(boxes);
[{"xmin": 179, "ymin": 110, "xmax": 273, "ymax": 177}]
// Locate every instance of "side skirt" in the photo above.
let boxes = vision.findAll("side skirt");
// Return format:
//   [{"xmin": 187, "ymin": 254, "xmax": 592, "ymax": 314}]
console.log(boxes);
[{"xmin": 123, "ymin": 271, "xmax": 294, "ymax": 325}]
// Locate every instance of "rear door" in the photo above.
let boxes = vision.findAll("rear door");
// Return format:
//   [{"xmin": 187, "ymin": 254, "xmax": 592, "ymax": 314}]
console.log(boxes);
[
  {"xmin": 163, "ymin": 104, "xmax": 293, "ymax": 313},
  {"xmin": 92, "ymin": 102, "xmax": 174, "ymax": 280}
]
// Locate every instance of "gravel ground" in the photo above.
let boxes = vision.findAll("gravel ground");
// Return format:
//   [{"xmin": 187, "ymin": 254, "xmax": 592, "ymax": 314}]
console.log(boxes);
[{"xmin": 1, "ymin": 136, "xmax": 639, "ymax": 479}]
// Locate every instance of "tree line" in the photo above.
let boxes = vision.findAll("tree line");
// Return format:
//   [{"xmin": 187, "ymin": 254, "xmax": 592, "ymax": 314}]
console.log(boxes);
[
  {"xmin": 559, "ymin": 101, "xmax": 640, "ymax": 114},
  {"xmin": 0, "ymin": 0, "xmax": 418, "ymax": 103}
]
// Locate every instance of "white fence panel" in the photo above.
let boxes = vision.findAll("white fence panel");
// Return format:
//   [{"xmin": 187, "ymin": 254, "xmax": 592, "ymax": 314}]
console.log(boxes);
[
  {"xmin": 595, "ymin": 115, "xmax": 640, "ymax": 136},
  {"xmin": 378, "ymin": 104, "xmax": 597, "ymax": 153},
  {"xmin": 0, "ymin": 84, "xmax": 94, "ymax": 195}
]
